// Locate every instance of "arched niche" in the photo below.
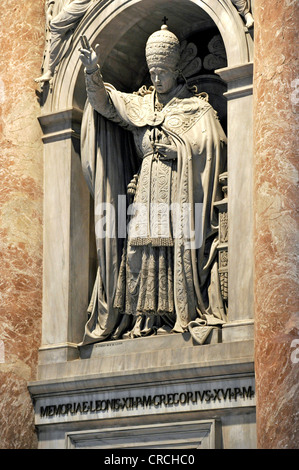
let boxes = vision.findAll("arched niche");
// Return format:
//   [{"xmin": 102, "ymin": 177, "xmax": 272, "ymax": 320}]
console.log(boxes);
[
  {"xmin": 38, "ymin": 0, "xmax": 254, "ymax": 363},
  {"xmin": 45, "ymin": 0, "xmax": 253, "ymax": 112}
]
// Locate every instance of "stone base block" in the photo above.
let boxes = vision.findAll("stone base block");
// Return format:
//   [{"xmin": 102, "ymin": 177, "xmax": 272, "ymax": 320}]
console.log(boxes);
[{"xmin": 29, "ymin": 335, "xmax": 256, "ymax": 449}]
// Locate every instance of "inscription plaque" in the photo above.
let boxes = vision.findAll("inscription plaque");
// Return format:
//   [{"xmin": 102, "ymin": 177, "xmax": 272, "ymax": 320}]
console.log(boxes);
[{"xmin": 35, "ymin": 377, "xmax": 255, "ymax": 426}]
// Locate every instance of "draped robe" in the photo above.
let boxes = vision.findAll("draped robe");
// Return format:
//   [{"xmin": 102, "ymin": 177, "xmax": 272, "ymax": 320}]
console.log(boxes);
[
  {"xmin": 48, "ymin": 0, "xmax": 93, "ymax": 73},
  {"xmin": 79, "ymin": 68, "xmax": 227, "ymax": 345}
]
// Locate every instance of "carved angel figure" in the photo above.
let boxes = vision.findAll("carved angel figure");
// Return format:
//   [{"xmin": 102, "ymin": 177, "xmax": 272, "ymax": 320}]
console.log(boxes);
[
  {"xmin": 35, "ymin": 0, "xmax": 94, "ymax": 83},
  {"xmin": 78, "ymin": 26, "xmax": 227, "ymax": 345}
]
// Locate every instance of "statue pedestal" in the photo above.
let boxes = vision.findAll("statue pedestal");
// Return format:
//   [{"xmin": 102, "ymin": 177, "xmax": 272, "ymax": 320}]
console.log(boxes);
[
  {"xmin": 78, "ymin": 329, "xmax": 220, "ymax": 360},
  {"xmin": 29, "ymin": 333, "xmax": 256, "ymax": 449}
]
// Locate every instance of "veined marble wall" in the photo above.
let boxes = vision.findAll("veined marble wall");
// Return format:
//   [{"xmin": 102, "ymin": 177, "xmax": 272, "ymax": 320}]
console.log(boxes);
[
  {"xmin": 253, "ymin": 0, "xmax": 299, "ymax": 449},
  {"xmin": 0, "ymin": 0, "xmax": 45, "ymax": 448}
]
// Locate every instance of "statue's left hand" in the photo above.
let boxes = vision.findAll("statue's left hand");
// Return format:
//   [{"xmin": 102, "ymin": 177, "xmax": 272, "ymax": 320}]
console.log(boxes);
[{"xmin": 79, "ymin": 35, "xmax": 100, "ymax": 73}]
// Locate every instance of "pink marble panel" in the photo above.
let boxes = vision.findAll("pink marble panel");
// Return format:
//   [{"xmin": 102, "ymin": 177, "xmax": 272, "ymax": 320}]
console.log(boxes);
[
  {"xmin": 0, "ymin": 0, "xmax": 45, "ymax": 449},
  {"xmin": 253, "ymin": 0, "xmax": 299, "ymax": 449}
]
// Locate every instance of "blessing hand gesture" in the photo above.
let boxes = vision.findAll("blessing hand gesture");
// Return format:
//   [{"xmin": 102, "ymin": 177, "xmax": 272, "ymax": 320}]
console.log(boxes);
[{"xmin": 79, "ymin": 35, "xmax": 100, "ymax": 73}]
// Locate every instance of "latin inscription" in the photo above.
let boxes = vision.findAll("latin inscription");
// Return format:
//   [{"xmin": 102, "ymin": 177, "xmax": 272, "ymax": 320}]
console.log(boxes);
[{"xmin": 40, "ymin": 386, "xmax": 254, "ymax": 418}]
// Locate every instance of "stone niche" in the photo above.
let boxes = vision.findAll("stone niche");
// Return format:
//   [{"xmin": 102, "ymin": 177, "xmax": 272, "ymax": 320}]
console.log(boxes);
[{"xmin": 29, "ymin": 0, "xmax": 256, "ymax": 449}]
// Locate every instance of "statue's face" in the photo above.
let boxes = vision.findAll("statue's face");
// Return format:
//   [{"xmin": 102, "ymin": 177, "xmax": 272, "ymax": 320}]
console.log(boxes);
[{"xmin": 149, "ymin": 67, "xmax": 178, "ymax": 94}]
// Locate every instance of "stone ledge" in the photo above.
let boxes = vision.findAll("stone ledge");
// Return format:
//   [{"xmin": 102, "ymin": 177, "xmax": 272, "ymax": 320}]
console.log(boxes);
[
  {"xmin": 31, "ymin": 339, "xmax": 254, "ymax": 396},
  {"xmin": 216, "ymin": 63, "xmax": 253, "ymax": 83},
  {"xmin": 79, "ymin": 329, "xmax": 220, "ymax": 359}
]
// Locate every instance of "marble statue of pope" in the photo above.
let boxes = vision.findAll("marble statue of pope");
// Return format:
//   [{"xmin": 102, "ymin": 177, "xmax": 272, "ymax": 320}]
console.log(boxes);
[{"xmin": 78, "ymin": 26, "xmax": 227, "ymax": 345}]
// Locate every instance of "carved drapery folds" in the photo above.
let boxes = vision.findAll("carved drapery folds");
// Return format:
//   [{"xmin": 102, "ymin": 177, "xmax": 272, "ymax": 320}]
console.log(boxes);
[
  {"xmin": 77, "ymin": 26, "xmax": 229, "ymax": 346},
  {"xmin": 36, "ymin": 0, "xmax": 94, "ymax": 84},
  {"xmin": 231, "ymin": 0, "xmax": 254, "ymax": 28}
]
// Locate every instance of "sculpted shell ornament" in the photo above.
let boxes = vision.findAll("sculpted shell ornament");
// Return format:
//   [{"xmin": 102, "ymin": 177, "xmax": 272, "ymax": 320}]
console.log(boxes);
[{"xmin": 179, "ymin": 40, "xmax": 202, "ymax": 78}]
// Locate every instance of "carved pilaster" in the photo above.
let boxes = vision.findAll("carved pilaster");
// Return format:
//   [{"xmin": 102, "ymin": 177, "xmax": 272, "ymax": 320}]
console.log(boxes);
[{"xmin": 215, "ymin": 172, "xmax": 228, "ymax": 304}]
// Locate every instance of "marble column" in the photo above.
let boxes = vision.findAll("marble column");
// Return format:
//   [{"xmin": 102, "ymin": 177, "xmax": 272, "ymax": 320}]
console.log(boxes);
[
  {"xmin": 0, "ymin": 0, "xmax": 45, "ymax": 448},
  {"xmin": 253, "ymin": 0, "xmax": 299, "ymax": 448}
]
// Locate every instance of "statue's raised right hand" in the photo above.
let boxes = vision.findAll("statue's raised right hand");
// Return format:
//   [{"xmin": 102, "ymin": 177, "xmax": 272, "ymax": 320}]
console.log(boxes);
[{"xmin": 79, "ymin": 35, "xmax": 100, "ymax": 73}]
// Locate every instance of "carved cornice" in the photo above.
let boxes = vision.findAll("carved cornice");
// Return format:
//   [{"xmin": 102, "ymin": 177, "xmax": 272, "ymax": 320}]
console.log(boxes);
[
  {"xmin": 38, "ymin": 107, "xmax": 83, "ymax": 143},
  {"xmin": 216, "ymin": 62, "xmax": 253, "ymax": 100}
]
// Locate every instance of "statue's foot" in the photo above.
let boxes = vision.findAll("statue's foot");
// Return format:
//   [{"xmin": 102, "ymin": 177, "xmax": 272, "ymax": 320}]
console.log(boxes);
[
  {"xmin": 156, "ymin": 325, "xmax": 172, "ymax": 335},
  {"xmin": 245, "ymin": 13, "xmax": 254, "ymax": 28},
  {"xmin": 35, "ymin": 70, "xmax": 53, "ymax": 83}
]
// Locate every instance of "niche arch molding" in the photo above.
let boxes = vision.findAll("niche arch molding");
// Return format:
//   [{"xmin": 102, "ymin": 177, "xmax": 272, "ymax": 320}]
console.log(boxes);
[{"xmin": 43, "ymin": 0, "xmax": 253, "ymax": 112}]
